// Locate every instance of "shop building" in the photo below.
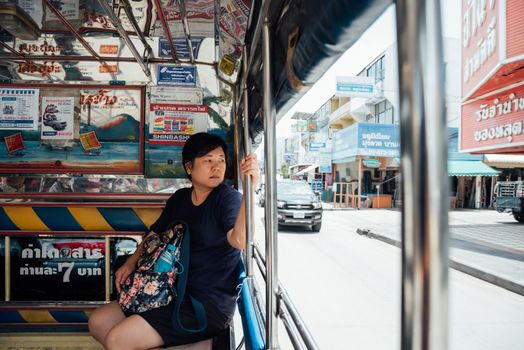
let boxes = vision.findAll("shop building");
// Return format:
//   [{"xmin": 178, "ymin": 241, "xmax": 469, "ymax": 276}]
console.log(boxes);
[
  {"xmin": 326, "ymin": 37, "xmax": 461, "ymax": 207},
  {"xmin": 331, "ymin": 122, "xmax": 400, "ymax": 208},
  {"xmin": 460, "ymin": 0, "xmax": 524, "ymax": 155},
  {"xmin": 460, "ymin": 0, "xmax": 524, "ymax": 205}
]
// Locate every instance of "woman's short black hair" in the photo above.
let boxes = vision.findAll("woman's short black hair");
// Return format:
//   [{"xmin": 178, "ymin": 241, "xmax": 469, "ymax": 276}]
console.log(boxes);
[{"xmin": 182, "ymin": 132, "xmax": 228, "ymax": 179}]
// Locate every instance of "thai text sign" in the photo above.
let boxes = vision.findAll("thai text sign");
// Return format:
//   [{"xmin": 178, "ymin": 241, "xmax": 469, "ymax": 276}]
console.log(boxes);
[
  {"xmin": 336, "ymin": 76, "xmax": 375, "ymax": 98},
  {"xmin": 332, "ymin": 123, "xmax": 399, "ymax": 160},
  {"xmin": 11, "ymin": 237, "xmax": 106, "ymax": 301},
  {"xmin": 157, "ymin": 65, "xmax": 197, "ymax": 86},
  {"xmin": 460, "ymin": 86, "xmax": 524, "ymax": 152},
  {"xmin": 462, "ymin": 0, "xmax": 500, "ymax": 99}
]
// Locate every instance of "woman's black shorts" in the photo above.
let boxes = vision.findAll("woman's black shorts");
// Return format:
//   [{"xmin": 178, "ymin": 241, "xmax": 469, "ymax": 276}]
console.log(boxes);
[{"xmin": 124, "ymin": 295, "xmax": 230, "ymax": 347}]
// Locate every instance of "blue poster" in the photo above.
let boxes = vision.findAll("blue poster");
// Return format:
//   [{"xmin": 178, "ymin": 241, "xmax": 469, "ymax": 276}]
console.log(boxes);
[{"xmin": 157, "ymin": 66, "xmax": 197, "ymax": 87}]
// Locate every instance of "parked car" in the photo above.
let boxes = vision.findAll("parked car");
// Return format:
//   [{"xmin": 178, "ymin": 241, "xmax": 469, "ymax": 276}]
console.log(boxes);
[
  {"xmin": 494, "ymin": 181, "xmax": 524, "ymax": 223},
  {"xmin": 277, "ymin": 180, "xmax": 322, "ymax": 232}
]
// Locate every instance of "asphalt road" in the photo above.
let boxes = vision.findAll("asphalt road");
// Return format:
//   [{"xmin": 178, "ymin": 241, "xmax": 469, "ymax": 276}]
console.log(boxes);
[{"xmin": 252, "ymin": 206, "xmax": 524, "ymax": 350}]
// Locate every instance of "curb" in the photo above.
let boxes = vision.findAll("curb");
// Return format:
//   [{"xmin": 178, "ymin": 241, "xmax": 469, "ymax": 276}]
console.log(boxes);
[{"xmin": 357, "ymin": 228, "xmax": 524, "ymax": 297}]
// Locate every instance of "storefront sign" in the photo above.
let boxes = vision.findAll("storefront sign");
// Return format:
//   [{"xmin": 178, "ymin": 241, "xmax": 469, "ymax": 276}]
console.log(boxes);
[
  {"xmin": 309, "ymin": 142, "xmax": 325, "ymax": 151},
  {"xmin": 336, "ymin": 76, "xmax": 375, "ymax": 98},
  {"xmin": 462, "ymin": 0, "xmax": 500, "ymax": 99},
  {"xmin": 148, "ymin": 104, "xmax": 208, "ymax": 145},
  {"xmin": 319, "ymin": 149, "xmax": 332, "ymax": 173},
  {"xmin": 460, "ymin": 86, "xmax": 524, "ymax": 152},
  {"xmin": 307, "ymin": 121, "xmax": 318, "ymax": 132},
  {"xmin": 0, "ymin": 89, "xmax": 39, "ymax": 130},
  {"xmin": 332, "ymin": 123, "xmax": 400, "ymax": 161},
  {"xmin": 157, "ymin": 65, "xmax": 197, "ymax": 86},
  {"xmin": 363, "ymin": 158, "xmax": 381, "ymax": 168}
]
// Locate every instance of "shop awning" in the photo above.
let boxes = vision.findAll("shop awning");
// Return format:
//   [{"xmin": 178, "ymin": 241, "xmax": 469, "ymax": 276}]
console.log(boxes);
[
  {"xmin": 483, "ymin": 154, "xmax": 524, "ymax": 169},
  {"xmin": 448, "ymin": 160, "xmax": 499, "ymax": 176},
  {"xmin": 295, "ymin": 164, "xmax": 318, "ymax": 176}
]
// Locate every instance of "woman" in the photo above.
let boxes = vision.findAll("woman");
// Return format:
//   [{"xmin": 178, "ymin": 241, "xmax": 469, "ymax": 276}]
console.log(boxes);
[{"xmin": 88, "ymin": 133, "xmax": 259, "ymax": 349}]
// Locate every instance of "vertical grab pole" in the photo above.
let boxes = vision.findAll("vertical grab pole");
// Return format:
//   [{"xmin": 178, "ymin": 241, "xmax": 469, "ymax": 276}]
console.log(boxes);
[
  {"xmin": 395, "ymin": 1, "xmax": 449, "ymax": 350},
  {"xmin": 105, "ymin": 236, "xmax": 111, "ymax": 302},
  {"xmin": 262, "ymin": 19, "xmax": 280, "ymax": 350},
  {"xmin": 5, "ymin": 236, "xmax": 10, "ymax": 301},
  {"xmin": 242, "ymin": 46, "xmax": 254, "ymax": 283}
]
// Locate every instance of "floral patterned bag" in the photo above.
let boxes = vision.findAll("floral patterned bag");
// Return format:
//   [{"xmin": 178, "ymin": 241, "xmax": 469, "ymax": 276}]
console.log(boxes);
[{"xmin": 118, "ymin": 222, "xmax": 185, "ymax": 313}]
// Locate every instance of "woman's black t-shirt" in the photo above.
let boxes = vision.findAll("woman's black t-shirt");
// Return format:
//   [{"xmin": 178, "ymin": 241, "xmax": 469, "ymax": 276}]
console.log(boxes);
[{"xmin": 150, "ymin": 183, "xmax": 242, "ymax": 319}]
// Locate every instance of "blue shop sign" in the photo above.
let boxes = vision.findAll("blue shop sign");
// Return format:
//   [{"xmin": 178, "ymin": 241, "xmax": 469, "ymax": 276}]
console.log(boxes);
[
  {"xmin": 332, "ymin": 123, "xmax": 400, "ymax": 160},
  {"xmin": 309, "ymin": 142, "xmax": 326, "ymax": 151},
  {"xmin": 157, "ymin": 65, "xmax": 197, "ymax": 86}
]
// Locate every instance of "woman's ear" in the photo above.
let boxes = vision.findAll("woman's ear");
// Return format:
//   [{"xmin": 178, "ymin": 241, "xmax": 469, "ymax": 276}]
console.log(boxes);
[{"xmin": 184, "ymin": 162, "xmax": 192, "ymax": 175}]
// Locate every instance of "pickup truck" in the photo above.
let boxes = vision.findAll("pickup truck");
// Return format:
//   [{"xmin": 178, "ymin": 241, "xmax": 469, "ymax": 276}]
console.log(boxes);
[{"xmin": 494, "ymin": 181, "xmax": 524, "ymax": 223}]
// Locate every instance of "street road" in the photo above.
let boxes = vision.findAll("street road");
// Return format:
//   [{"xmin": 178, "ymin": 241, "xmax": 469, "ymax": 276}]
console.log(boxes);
[{"xmin": 253, "ymin": 206, "xmax": 524, "ymax": 350}]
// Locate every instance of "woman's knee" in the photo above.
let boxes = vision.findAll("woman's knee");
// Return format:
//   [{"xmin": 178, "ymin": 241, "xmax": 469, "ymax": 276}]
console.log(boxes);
[
  {"xmin": 105, "ymin": 327, "xmax": 127, "ymax": 350},
  {"xmin": 88, "ymin": 307, "xmax": 100, "ymax": 332},
  {"xmin": 88, "ymin": 302, "xmax": 124, "ymax": 341}
]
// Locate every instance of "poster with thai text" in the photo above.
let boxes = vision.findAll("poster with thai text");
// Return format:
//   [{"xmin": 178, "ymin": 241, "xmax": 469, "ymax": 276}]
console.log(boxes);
[
  {"xmin": 41, "ymin": 97, "xmax": 75, "ymax": 140},
  {"xmin": 0, "ymin": 89, "xmax": 39, "ymax": 130},
  {"xmin": 148, "ymin": 104, "xmax": 208, "ymax": 145}
]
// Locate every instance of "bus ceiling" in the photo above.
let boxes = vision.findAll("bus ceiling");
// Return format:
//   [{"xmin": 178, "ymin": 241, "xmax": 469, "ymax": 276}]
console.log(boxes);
[{"xmin": 0, "ymin": 0, "xmax": 392, "ymax": 142}]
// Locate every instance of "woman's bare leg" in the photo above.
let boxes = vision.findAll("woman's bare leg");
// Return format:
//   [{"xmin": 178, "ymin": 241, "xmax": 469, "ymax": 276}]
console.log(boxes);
[
  {"xmin": 105, "ymin": 314, "xmax": 164, "ymax": 350},
  {"xmin": 88, "ymin": 301, "xmax": 126, "ymax": 347}
]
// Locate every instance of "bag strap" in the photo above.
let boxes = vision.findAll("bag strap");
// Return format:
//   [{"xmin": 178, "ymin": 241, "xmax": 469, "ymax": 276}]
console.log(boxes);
[{"xmin": 171, "ymin": 221, "xmax": 207, "ymax": 334}]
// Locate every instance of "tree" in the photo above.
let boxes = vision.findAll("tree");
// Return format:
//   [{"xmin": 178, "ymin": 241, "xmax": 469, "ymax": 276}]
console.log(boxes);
[{"xmin": 281, "ymin": 162, "xmax": 289, "ymax": 178}]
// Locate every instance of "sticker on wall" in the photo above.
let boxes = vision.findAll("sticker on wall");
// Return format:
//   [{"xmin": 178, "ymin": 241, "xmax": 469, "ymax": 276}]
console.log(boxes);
[
  {"xmin": 3, "ymin": 132, "xmax": 25, "ymax": 155},
  {"xmin": 79, "ymin": 130, "xmax": 102, "ymax": 154}
]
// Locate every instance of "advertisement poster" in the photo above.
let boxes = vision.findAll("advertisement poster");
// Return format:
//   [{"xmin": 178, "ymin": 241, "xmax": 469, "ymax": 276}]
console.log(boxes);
[
  {"xmin": 0, "ymin": 89, "xmax": 39, "ymax": 130},
  {"xmin": 41, "ymin": 97, "xmax": 75, "ymax": 140},
  {"xmin": 148, "ymin": 104, "xmax": 208, "ymax": 145}
]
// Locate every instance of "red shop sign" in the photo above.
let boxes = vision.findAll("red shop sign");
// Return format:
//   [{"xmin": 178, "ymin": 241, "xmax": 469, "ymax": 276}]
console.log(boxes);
[{"xmin": 460, "ymin": 85, "xmax": 524, "ymax": 153}]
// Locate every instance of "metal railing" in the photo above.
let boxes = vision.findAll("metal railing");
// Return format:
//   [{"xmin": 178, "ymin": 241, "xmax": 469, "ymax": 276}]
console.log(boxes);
[{"xmin": 252, "ymin": 244, "xmax": 320, "ymax": 350}]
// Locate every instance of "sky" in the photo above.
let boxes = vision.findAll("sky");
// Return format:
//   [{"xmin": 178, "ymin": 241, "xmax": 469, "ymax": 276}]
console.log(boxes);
[{"xmin": 275, "ymin": 0, "xmax": 462, "ymax": 137}]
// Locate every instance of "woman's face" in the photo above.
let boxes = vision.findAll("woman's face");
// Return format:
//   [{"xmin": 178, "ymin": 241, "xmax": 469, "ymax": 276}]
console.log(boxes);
[{"xmin": 186, "ymin": 146, "xmax": 226, "ymax": 189}]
